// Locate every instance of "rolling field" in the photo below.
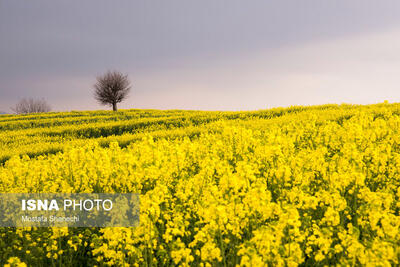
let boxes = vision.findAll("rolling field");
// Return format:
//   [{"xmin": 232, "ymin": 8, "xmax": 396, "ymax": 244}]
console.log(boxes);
[{"xmin": 1, "ymin": 103, "xmax": 400, "ymax": 266}]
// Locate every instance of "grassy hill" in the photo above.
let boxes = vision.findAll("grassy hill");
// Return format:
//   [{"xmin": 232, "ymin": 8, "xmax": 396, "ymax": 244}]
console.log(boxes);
[{"xmin": 1, "ymin": 103, "xmax": 400, "ymax": 266}]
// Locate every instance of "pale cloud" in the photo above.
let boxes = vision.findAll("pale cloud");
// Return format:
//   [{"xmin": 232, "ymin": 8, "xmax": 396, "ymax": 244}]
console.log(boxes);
[
  {"xmin": 2, "ymin": 1, "xmax": 400, "ymax": 112},
  {"xmin": 128, "ymin": 28, "xmax": 400, "ymax": 111}
]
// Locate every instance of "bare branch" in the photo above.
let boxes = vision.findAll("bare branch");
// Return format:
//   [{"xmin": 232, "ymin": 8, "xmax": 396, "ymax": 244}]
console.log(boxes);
[
  {"xmin": 93, "ymin": 71, "xmax": 131, "ymax": 111},
  {"xmin": 11, "ymin": 98, "xmax": 51, "ymax": 114}
]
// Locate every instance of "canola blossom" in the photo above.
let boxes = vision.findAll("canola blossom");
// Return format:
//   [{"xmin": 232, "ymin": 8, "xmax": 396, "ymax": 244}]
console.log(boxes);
[{"xmin": 0, "ymin": 103, "xmax": 400, "ymax": 266}]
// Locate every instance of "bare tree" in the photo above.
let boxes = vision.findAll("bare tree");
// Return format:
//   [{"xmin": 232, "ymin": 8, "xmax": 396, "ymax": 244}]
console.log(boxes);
[
  {"xmin": 11, "ymin": 98, "xmax": 51, "ymax": 114},
  {"xmin": 93, "ymin": 71, "xmax": 131, "ymax": 111}
]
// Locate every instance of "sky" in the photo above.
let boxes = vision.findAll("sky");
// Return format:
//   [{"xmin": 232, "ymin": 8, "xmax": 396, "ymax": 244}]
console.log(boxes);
[{"xmin": 1, "ymin": 1, "xmax": 400, "ymax": 112}]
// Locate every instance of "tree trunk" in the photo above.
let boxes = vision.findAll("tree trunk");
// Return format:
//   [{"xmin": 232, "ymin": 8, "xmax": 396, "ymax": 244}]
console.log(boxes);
[{"xmin": 112, "ymin": 102, "xmax": 117, "ymax": 111}]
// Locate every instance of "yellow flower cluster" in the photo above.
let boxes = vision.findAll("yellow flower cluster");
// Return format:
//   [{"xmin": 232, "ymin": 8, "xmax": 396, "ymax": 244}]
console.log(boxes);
[{"xmin": 1, "ymin": 102, "xmax": 400, "ymax": 265}]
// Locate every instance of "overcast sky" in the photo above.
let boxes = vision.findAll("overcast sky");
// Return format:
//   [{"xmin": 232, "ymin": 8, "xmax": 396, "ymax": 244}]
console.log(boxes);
[{"xmin": 1, "ymin": 1, "xmax": 400, "ymax": 112}]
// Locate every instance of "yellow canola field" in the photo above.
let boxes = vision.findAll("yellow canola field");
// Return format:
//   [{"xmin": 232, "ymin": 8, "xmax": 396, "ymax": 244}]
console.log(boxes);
[{"xmin": 1, "ymin": 103, "xmax": 400, "ymax": 266}]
